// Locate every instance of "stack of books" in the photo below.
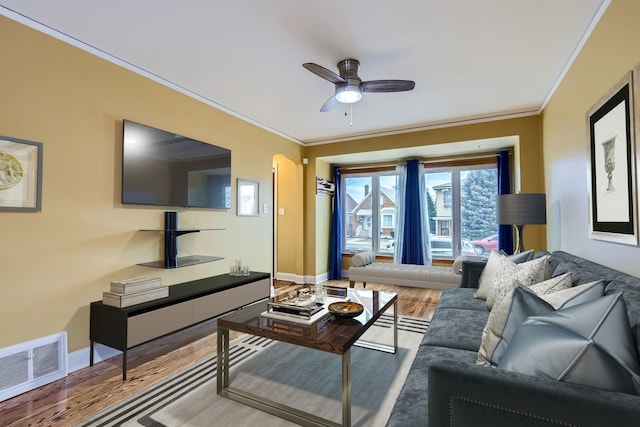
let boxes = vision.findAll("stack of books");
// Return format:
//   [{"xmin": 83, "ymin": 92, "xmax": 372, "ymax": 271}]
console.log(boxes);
[{"xmin": 102, "ymin": 276, "xmax": 168, "ymax": 308}]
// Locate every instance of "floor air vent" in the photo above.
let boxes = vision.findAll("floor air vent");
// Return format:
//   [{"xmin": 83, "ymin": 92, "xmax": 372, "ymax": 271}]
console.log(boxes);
[{"xmin": 0, "ymin": 332, "xmax": 68, "ymax": 402}]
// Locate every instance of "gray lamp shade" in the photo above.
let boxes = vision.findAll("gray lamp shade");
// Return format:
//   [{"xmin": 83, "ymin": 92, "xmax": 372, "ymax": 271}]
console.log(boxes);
[{"xmin": 497, "ymin": 194, "xmax": 547, "ymax": 226}]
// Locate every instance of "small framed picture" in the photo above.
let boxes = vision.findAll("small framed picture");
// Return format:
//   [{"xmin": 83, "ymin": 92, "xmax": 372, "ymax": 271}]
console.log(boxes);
[
  {"xmin": 237, "ymin": 178, "xmax": 259, "ymax": 216},
  {"xmin": 0, "ymin": 136, "xmax": 43, "ymax": 211}
]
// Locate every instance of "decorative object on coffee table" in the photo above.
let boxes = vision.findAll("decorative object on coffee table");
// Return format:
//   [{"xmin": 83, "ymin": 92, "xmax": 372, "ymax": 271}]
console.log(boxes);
[{"xmin": 328, "ymin": 301, "xmax": 364, "ymax": 318}]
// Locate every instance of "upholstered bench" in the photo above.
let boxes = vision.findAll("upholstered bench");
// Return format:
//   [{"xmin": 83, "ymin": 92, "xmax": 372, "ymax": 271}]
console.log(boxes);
[{"xmin": 348, "ymin": 251, "xmax": 462, "ymax": 289}]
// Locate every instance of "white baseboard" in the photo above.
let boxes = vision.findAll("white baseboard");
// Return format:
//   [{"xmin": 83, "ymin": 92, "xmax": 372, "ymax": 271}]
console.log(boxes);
[
  {"xmin": 275, "ymin": 270, "xmax": 350, "ymax": 285},
  {"xmin": 68, "ymin": 344, "xmax": 120, "ymax": 373},
  {"xmin": 305, "ymin": 271, "xmax": 327, "ymax": 285},
  {"xmin": 276, "ymin": 271, "xmax": 338, "ymax": 285},
  {"xmin": 275, "ymin": 272, "xmax": 304, "ymax": 284}
]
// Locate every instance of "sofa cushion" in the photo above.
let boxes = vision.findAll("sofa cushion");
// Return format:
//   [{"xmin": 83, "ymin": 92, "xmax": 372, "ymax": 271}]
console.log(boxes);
[
  {"xmin": 452, "ymin": 255, "xmax": 487, "ymax": 275},
  {"xmin": 476, "ymin": 273, "xmax": 574, "ymax": 365},
  {"xmin": 541, "ymin": 280, "xmax": 607, "ymax": 309},
  {"xmin": 421, "ymin": 307, "xmax": 489, "ymax": 351},
  {"xmin": 554, "ymin": 260, "xmax": 604, "ymax": 286},
  {"xmin": 351, "ymin": 251, "xmax": 375, "ymax": 267},
  {"xmin": 474, "ymin": 250, "xmax": 504, "ymax": 300},
  {"xmin": 475, "ymin": 250, "xmax": 534, "ymax": 300},
  {"xmin": 437, "ymin": 288, "xmax": 488, "ymax": 311},
  {"xmin": 485, "ymin": 255, "xmax": 550, "ymax": 310},
  {"xmin": 605, "ymin": 280, "xmax": 640, "ymax": 358},
  {"xmin": 477, "ymin": 281, "xmax": 605, "ymax": 366},
  {"xmin": 508, "ymin": 249, "xmax": 536, "ymax": 264},
  {"xmin": 498, "ymin": 292, "xmax": 640, "ymax": 395},
  {"xmin": 529, "ymin": 272, "xmax": 573, "ymax": 295},
  {"xmin": 386, "ymin": 345, "xmax": 479, "ymax": 427}
]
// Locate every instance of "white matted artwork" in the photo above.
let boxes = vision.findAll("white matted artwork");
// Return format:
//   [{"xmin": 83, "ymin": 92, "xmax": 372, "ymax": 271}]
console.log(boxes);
[
  {"xmin": 586, "ymin": 71, "xmax": 638, "ymax": 245},
  {"xmin": 0, "ymin": 136, "xmax": 43, "ymax": 211},
  {"xmin": 237, "ymin": 178, "xmax": 259, "ymax": 216}
]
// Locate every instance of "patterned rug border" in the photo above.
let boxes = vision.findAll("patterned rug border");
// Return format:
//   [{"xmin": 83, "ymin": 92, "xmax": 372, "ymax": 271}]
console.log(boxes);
[{"xmin": 77, "ymin": 314, "xmax": 429, "ymax": 427}]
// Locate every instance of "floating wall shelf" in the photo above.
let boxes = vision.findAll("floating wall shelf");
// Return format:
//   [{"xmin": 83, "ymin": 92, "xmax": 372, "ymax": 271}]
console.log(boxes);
[{"xmin": 139, "ymin": 211, "xmax": 225, "ymax": 269}]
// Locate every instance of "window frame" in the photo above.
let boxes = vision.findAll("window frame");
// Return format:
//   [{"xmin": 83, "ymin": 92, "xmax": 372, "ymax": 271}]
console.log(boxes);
[
  {"xmin": 338, "ymin": 155, "xmax": 500, "ymax": 258},
  {"xmin": 341, "ymin": 168, "xmax": 397, "ymax": 255},
  {"xmin": 423, "ymin": 158, "xmax": 498, "ymax": 259}
]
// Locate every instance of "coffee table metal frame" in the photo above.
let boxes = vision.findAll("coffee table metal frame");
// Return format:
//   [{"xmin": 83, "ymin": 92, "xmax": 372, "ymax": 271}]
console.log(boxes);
[{"xmin": 216, "ymin": 287, "xmax": 398, "ymax": 427}]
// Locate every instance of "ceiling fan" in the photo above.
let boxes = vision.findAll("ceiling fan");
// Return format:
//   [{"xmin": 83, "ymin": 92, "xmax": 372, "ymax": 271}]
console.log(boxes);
[{"xmin": 303, "ymin": 58, "xmax": 415, "ymax": 112}]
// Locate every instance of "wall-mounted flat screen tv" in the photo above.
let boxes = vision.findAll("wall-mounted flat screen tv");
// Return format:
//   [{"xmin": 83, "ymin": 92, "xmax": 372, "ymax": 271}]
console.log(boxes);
[{"xmin": 122, "ymin": 120, "xmax": 231, "ymax": 209}]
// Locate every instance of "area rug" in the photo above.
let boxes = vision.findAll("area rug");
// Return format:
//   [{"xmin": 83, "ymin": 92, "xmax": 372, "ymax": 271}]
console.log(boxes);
[{"xmin": 78, "ymin": 314, "xmax": 429, "ymax": 427}]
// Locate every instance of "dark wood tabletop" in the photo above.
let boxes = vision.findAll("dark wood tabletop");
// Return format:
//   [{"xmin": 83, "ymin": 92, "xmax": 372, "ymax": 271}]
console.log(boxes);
[{"xmin": 217, "ymin": 287, "xmax": 397, "ymax": 355}]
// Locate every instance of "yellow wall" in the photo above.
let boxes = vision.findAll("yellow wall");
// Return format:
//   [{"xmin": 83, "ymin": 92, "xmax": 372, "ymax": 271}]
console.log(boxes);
[
  {"xmin": 0, "ymin": 16, "xmax": 300, "ymax": 350},
  {"xmin": 542, "ymin": 0, "xmax": 640, "ymax": 275},
  {"xmin": 303, "ymin": 116, "xmax": 545, "ymax": 278},
  {"xmin": 314, "ymin": 159, "xmax": 332, "ymax": 278},
  {"xmin": 273, "ymin": 155, "xmax": 305, "ymax": 279}
]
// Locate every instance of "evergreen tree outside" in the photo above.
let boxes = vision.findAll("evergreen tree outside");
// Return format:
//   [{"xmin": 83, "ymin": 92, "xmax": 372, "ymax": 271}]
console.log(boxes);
[
  {"xmin": 425, "ymin": 190, "xmax": 437, "ymax": 234},
  {"xmin": 461, "ymin": 168, "xmax": 498, "ymax": 240}
]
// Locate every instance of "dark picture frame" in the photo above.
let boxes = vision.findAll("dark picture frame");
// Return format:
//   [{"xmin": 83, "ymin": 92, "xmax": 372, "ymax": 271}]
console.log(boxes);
[
  {"xmin": 0, "ymin": 136, "xmax": 43, "ymax": 211},
  {"xmin": 587, "ymin": 71, "xmax": 637, "ymax": 245}
]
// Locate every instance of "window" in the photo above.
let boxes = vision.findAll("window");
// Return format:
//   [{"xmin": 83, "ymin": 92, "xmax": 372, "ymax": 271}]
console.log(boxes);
[
  {"xmin": 343, "ymin": 171, "xmax": 398, "ymax": 254},
  {"xmin": 443, "ymin": 188, "xmax": 452, "ymax": 209},
  {"xmin": 382, "ymin": 212, "xmax": 394, "ymax": 228},
  {"xmin": 340, "ymin": 159, "xmax": 497, "ymax": 259},
  {"xmin": 424, "ymin": 162, "xmax": 498, "ymax": 259}
]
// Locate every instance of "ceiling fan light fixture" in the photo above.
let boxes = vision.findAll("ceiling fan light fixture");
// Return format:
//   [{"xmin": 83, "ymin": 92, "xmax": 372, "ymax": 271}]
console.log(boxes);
[{"xmin": 335, "ymin": 84, "xmax": 362, "ymax": 104}]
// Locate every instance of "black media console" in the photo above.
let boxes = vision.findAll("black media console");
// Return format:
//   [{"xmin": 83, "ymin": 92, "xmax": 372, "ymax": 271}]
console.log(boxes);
[{"xmin": 90, "ymin": 272, "xmax": 271, "ymax": 380}]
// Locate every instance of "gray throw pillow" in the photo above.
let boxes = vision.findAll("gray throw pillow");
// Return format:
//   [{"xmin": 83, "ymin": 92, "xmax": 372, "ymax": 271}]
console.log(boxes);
[
  {"xmin": 476, "ymin": 273, "xmax": 574, "ymax": 365},
  {"xmin": 506, "ymin": 249, "xmax": 535, "ymax": 264},
  {"xmin": 498, "ymin": 292, "xmax": 640, "ymax": 395},
  {"xmin": 477, "ymin": 280, "xmax": 606, "ymax": 366}
]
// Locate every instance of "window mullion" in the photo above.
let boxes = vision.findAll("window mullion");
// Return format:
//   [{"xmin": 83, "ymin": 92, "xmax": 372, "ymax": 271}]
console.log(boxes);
[
  {"xmin": 372, "ymin": 175, "xmax": 380, "ymax": 252},
  {"xmin": 452, "ymin": 170, "xmax": 462, "ymax": 257}
]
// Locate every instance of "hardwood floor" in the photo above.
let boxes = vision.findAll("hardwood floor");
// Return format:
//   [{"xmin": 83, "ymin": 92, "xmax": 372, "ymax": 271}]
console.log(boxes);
[{"xmin": 0, "ymin": 280, "xmax": 441, "ymax": 427}]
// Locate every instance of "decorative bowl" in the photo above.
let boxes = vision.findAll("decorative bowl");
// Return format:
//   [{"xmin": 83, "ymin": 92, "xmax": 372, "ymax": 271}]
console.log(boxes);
[{"xmin": 328, "ymin": 301, "xmax": 364, "ymax": 318}]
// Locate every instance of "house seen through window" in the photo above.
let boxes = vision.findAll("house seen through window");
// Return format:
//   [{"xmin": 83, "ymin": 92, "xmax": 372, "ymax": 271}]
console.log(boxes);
[{"xmin": 343, "ymin": 173, "xmax": 397, "ymax": 255}]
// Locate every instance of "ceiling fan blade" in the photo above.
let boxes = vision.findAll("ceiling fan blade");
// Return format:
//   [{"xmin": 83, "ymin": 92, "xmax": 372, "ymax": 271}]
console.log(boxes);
[
  {"xmin": 362, "ymin": 80, "xmax": 415, "ymax": 93},
  {"xmin": 303, "ymin": 63, "xmax": 346, "ymax": 85},
  {"xmin": 320, "ymin": 95, "xmax": 339, "ymax": 112}
]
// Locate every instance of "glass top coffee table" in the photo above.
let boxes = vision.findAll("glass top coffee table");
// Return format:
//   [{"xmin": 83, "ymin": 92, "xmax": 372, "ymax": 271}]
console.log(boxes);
[{"xmin": 216, "ymin": 286, "xmax": 398, "ymax": 427}]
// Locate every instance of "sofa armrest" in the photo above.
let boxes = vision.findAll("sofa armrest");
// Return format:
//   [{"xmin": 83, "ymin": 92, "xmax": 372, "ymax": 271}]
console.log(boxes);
[
  {"xmin": 428, "ymin": 361, "xmax": 640, "ymax": 427},
  {"xmin": 459, "ymin": 260, "xmax": 487, "ymax": 288}
]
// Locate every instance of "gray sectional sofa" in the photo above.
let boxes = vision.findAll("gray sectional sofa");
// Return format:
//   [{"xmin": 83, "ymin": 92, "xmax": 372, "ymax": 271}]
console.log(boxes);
[{"xmin": 386, "ymin": 250, "xmax": 640, "ymax": 427}]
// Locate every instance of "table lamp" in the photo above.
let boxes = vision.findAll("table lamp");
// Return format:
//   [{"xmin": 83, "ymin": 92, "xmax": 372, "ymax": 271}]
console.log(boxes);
[{"xmin": 497, "ymin": 193, "xmax": 546, "ymax": 253}]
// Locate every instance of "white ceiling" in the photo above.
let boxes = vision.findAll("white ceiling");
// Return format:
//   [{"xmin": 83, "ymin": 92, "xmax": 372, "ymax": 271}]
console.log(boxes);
[{"xmin": 1, "ymin": 1, "xmax": 607, "ymax": 146}]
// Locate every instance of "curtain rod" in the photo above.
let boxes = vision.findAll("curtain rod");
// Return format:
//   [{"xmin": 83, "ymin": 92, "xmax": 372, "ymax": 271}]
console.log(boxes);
[
  {"xmin": 340, "ymin": 163, "xmax": 398, "ymax": 171},
  {"xmin": 421, "ymin": 152, "xmax": 505, "ymax": 165},
  {"xmin": 338, "ymin": 149, "xmax": 511, "ymax": 170}
]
